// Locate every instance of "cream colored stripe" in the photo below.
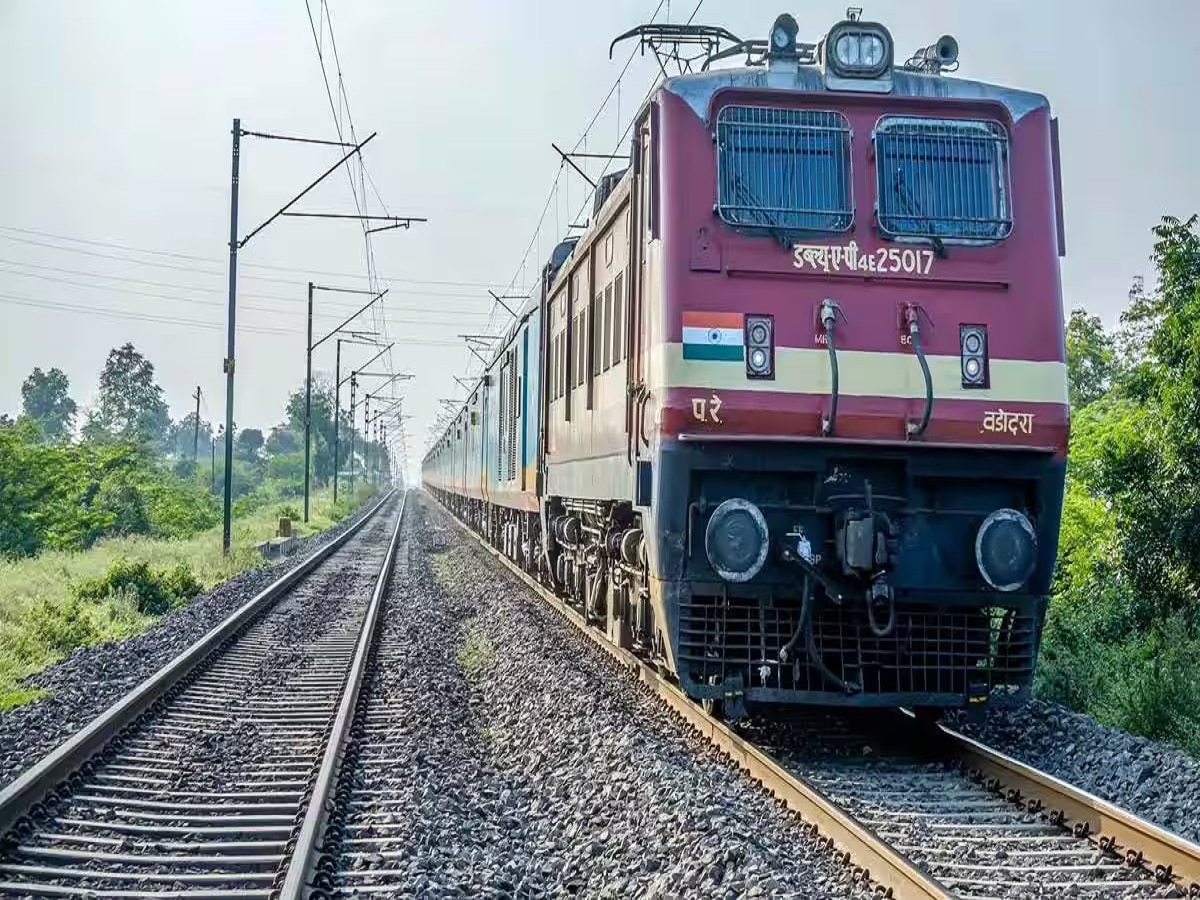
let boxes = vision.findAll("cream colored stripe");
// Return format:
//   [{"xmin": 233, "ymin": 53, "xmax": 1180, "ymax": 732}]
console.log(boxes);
[{"xmin": 654, "ymin": 343, "xmax": 1067, "ymax": 405}]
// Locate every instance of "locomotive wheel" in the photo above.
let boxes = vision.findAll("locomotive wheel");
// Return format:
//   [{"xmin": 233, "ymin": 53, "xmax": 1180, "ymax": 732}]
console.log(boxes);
[{"xmin": 702, "ymin": 697, "xmax": 723, "ymax": 719}]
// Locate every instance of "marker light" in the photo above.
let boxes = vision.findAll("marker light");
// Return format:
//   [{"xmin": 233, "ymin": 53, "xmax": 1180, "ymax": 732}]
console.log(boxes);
[
  {"xmin": 960, "ymin": 324, "xmax": 989, "ymax": 388},
  {"xmin": 745, "ymin": 314, "xmax": 775, "ymax": 379}
]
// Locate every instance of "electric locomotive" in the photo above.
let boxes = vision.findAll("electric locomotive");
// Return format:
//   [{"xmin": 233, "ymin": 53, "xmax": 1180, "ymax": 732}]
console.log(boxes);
[{"xmin": 424, "ymin": 10, "xmax": 1068, "ymax": 720}]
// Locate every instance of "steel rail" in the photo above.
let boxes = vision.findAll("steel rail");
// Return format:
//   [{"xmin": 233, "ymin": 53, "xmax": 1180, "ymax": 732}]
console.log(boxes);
[
  {"xmin": 424, "ymin": 491, "xmax": 955, "ymax": 900},
  {"xmin": 925, "ymin": 719, "xmax": 1200, "ymax": 898},
  {"xmin": 0, "ymin": 490, "xmax": 395, "ymax": 839},
  {"xmin": 276, "ymin": 491, "xmax": 408, "ymax": 900}
]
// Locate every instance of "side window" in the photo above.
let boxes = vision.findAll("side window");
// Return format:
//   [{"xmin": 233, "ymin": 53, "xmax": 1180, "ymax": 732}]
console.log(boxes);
[
  {"xmin": 602, "ymin": 283, "xmax": 614, "ymax": 371},
  {"xmin": 612, "ymin": 272, "xmax": 625, "ymax": 364},
  {"xmin": 591, "ymin": 288, "xmax": 603, "ymax": 378},
  {"xmin": 576, "ymin": 309, "xmax": 585, "ymax": 386},
  {"xmin": 572, "ymin": 313, "xmax": 581, "ymax": 387},
  {"xmin": 551, "ymin": 334, "xmax": 559, "ymax": 401}
]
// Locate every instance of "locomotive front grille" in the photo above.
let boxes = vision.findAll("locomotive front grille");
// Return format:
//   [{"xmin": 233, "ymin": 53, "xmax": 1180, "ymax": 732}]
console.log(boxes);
[{"xmin": 679, "ymin": 590, "xmax": 1040, "ymax": 701}]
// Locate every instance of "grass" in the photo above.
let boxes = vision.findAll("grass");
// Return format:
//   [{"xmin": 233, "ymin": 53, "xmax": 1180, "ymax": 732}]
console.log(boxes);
[
  {"xmin": 0, "ymin": 485, "xmax": 377, "ymax": 710},
  {"xmin": 456, "ymin": 625, "xmax": 495, "ymax": 675},
  {"xmin": 429, "ymin": 549, "xmax": 458, "ymax": 590}
]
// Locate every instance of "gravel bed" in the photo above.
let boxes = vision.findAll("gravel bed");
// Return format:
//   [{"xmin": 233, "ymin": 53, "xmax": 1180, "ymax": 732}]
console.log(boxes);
[
  {"xmin": 325, "ymin": 494, "xmax": 868, "ymax": 900},
  {"xmin": 946, "ymin": 700, "xmax": 1200, "ymax": 845},
  {"xmin": 0, "ymin": 491, "xmax": 387, "ymax": 791}
]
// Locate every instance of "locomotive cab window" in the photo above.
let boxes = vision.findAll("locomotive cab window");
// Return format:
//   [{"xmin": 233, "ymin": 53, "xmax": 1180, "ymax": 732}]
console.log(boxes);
[
  {"xmin": 875, "ymin": 116, "xmax": 1012, "ymax": 242},
  {"xmin": 715, "ymin": 106, "xmax": 852, "ymax": 234}
]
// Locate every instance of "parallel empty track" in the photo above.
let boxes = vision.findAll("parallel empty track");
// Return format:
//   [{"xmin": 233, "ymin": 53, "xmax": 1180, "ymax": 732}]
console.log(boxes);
[{"xmin": 0, "ymin": 491, "xmax": 406, "ymax": 899}]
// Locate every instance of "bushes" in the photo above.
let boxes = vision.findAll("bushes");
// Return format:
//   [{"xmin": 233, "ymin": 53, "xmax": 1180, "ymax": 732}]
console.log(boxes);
[
  {"xmin": 1043, "ymin": 215, "xmax": 1200, "ymax": 756},
  {"xmin": 75, "ymin": 559, "xmax": 203, "ymax": 615},
  {"xmin": 24, "ymin": 596, "xmax": 100, "ymax": 656},
  {"xmin": 0, "ymin": 426, "xmax": 218, "ymax": 558}
]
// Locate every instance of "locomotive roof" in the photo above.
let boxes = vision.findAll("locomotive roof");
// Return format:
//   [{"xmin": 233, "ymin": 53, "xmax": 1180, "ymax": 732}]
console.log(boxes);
[{"xmin": 663, "ymin": 64, "xmax": 1050, "ymax": 123}]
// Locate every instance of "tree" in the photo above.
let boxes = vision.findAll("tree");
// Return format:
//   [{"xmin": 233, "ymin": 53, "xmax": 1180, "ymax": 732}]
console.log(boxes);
[
  {"xmin": 265, "ymin": 424, "xmax": 300, "ymax": 456},
  {"xmin": 168, "ymin": 413, "xmax": 213, "ymax": 460},
  {"xmin": 235, "ymin": 428, "xmax": 265, "ymax": 461},
  {"xmin": 20, "ymin": 367, "xmax": 77, "ymax": 440},
  {"xmin": 284, "ymin": 378, "xmax": 343, "ymax": 483},
  {"xmin": 1064, "ymin": 309, "xmax": 1118, "ymax": 409},
  {"xmin": 83, "ymin": 343, "xmax": 170, "ymax": 447}
]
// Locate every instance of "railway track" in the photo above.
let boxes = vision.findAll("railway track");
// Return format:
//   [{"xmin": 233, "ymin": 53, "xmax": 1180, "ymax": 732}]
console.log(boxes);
[
  {"xmin": 0, "ymin": 490, "xmax": 407, "ymax": 900},
  {"xmin": 428, "ymin": 491, "xmax": 1200, "ymax": 900}
]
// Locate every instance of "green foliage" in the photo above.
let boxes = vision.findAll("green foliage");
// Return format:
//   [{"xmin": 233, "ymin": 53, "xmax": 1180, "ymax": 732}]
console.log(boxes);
[
  {"xmin": 1043, "ymin": 213, "xmax": 1200, "ymax": 756},
  {"xmin": 75, "ymin": 559, "xmax": 202, "ymax": 615},
  {"xmin": 24, "ymin": 596, "xmax": 101, "ymax": 655},
  {"xmin": 235, "ymin": 428, "xmax": 265, "ymax": 461},
  {"xmin": 276, "ymin": 503, "xmax": 302, "ymax": 521},
  {"xmin": 168, "ymin": 412, "xmax": 213, "ymax": 461},
  {"xmin": 0, "ymin": 338, "xmax": 392, "ymax": 708},
  {"xmin": 1065, "ymin": 309, "xmax": 1119, "ymax": 409},
  {"xmin": 0, "ymin": 485, "xmax": 367, "ymax": 706},
  {"xmin": 20, "ymin": 366, "xmax": 77, "ymax": 441},
  {"xmin": 0, "ymin": 426, "xmax": 219, "ymax": 559},
  {"xmin": 83, "ymin": 342, "xmax": 170, "ymax": 447}
]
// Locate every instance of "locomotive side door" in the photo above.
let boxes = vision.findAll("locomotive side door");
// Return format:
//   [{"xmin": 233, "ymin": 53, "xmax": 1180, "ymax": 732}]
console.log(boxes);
[
  {"xmin": 520, "ymin": 326, "xmax": 529, "ymax": 492},
  {"xmin": 627, "ymin": 102, "xmax": 656, "ymax": 470}
]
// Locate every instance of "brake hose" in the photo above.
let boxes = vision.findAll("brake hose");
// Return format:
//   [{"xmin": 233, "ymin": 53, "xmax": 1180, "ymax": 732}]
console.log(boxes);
[
  {"xmin": 906, "ymin": 305, "xmax": 933, "ymax": 437},
  {"xmin": 779, "ymin": 574, "xmax": 861, "ymax": 695},
  {"xmin": 820, "ymin": 299, "xmax": 842, "ymax": 437}
]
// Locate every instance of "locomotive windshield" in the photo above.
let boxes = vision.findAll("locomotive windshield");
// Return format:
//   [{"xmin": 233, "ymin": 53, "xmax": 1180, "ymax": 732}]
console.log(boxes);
[
  {"xmin": 715, "ymin": 106, "xmax": 853, "ymax": 234},
  {"xmin": 875, "ymin": 116, "xmax": 1012, "ymax": 242}
]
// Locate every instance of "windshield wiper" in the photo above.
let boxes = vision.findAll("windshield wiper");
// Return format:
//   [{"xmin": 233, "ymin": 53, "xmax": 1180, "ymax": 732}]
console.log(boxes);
[
  {"xmin": 893, "ymin": 169, "xmax": 946, "ymax": 258},
  {"xmin": 732, "ymin": 173, "xmax": 791, "ymax": 249}
]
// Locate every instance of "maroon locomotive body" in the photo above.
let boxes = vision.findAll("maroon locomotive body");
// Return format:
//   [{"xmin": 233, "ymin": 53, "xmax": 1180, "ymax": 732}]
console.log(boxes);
[{"xmin": 426, "ymin": 12, "xmax": 1068, "ymax": 718}]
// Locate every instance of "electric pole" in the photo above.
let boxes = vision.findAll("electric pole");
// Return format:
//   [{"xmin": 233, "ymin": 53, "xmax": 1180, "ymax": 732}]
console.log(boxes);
[
  {"xmin": 217, "ymin": 119, "xmax": 411, "ymax": 553},
  {"xmin": 192, "ymin": 386, "xmax": 202, "ymax": 463},
  {"xmin": 304, "ymin": 281, "xmax": 313, "ymax": 522},
  {"xmin": 222, "ymin": 119, "xmax": 241, "ymax": 554}
]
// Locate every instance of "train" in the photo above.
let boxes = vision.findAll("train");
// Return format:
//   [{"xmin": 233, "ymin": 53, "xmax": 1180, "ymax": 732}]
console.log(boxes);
[{"xmin": 424, "ymin": 11, "xmax": 1068, "ymax": 720}]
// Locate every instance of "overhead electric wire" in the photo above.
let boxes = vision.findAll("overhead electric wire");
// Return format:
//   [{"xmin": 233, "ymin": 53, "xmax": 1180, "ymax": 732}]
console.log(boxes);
[
  {"xmin": 563, "ymin": 0, "xmax": 708, "ymax": 245},
  {"xmin": 303, "ymin": 0, "xmax": 393, "ymax": 376},
  {"xmin": 0, "ymin": 234, "xmax": 498, "ymax": 302},
  {"xmin": 0, "ymin": 291, "xmax": 472, "ymax": 346},
  {"xmin": 0, "ymin": 266, "xmax": 488, "ymax": 322},
  {"xmin": 0, "ymin": 225, "xmax": 503, "ymax": 288},
  {"xmin": 478, "ymin": 0, "xmax": 670, "ymax": 346}
]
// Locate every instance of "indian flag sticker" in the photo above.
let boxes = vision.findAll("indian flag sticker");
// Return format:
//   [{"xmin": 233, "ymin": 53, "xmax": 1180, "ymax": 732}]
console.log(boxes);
[{"xmin": 682, "ymin": 311, "xmax": 745, "ymax": 361}]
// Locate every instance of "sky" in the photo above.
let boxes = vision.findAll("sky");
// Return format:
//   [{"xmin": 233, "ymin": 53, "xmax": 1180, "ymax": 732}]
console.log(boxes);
[{"xmin": 2, "ymin": 0, "xmax": 1198, "ymax": 483}]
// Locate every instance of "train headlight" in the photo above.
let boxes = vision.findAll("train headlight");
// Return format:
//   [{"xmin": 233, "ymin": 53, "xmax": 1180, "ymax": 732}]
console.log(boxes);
[
  {"xmin": 745, "ymin": 313, "xmax": 774, "ymax": 379},
  {"xmin": 975, "ymin": 509, "xmax": 1038, "ymax": 592},
  {"xmin": 826, "ymin": 21, "xmax": 893, "ymax": 79},
  {"xmin": 705, "ymin": 498, "xmax": 770, "ymax": 583},
  {"xmin": 835, "ymin": 32, "xmax": 886, "ymax": 69},
  {"xmin": 960, "ymin": 324, "xmax": 989, "ymax": 388}
]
